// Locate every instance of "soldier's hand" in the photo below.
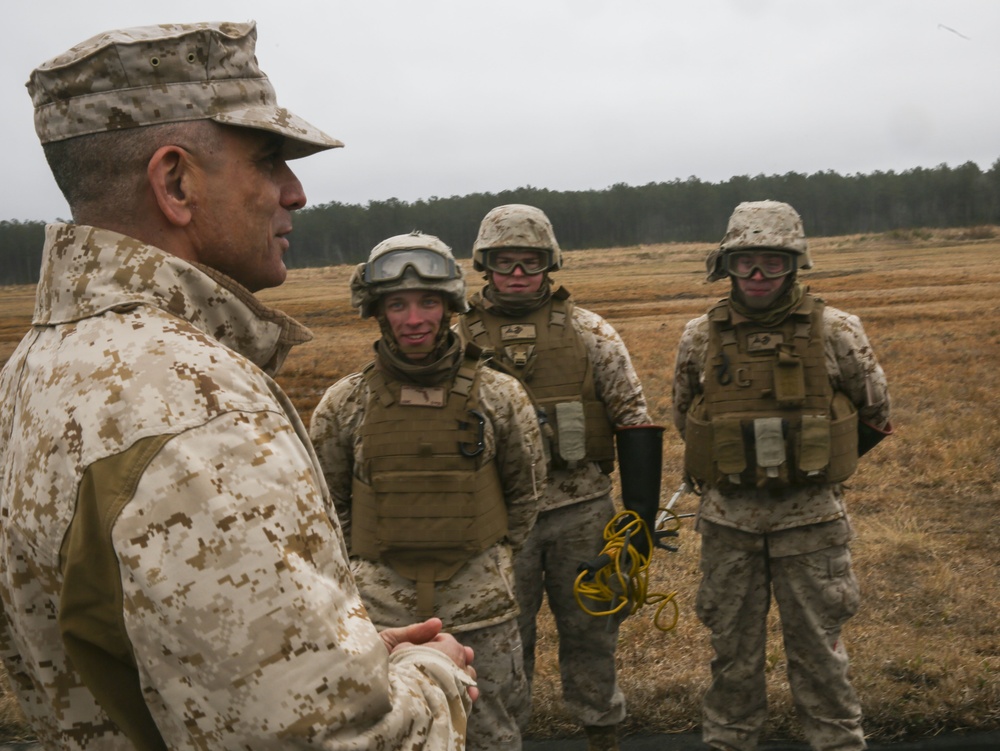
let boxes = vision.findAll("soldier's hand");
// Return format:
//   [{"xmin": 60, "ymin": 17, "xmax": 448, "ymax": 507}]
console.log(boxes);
[{"xmin": 380, "ymin": 618, "xmax": 479, "ymax": 702}]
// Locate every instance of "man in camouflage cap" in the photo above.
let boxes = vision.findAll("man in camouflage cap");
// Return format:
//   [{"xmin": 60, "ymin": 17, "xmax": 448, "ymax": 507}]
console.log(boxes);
[
  {"xmin": 457, "ymin": 204, "xmax": 663, "ymax": 751},
  {"xmin": 672, "ymin": 200, "xmax": 893, "ymax": 751},
  {"xmin": 309, "ymin": 231, "xmax": 545, "ymax": 751},
  {"xmin": 0, "ymin": 21, "xmax": 477, "ymax": 750}
]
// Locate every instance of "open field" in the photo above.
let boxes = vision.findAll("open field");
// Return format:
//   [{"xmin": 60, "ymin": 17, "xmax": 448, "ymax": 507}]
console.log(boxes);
[{"xmin": 1, "ymin": 227, "xmax": 998, "ymax": 744}]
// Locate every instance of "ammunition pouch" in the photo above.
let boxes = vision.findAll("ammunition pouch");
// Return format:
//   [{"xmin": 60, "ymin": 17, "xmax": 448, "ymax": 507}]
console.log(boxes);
[{"xmin": 685, "ymin": 392, "xmax": 859, "ymax": 489}]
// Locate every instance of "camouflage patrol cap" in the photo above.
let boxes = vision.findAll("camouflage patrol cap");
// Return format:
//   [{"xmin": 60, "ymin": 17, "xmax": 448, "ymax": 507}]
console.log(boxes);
[
  {"xmin": 26, "ymin": 21, "xmax": 343, "ymax": 159},
  {"xmin": 472, "ymin": 204, "xmax": 562, "ymax": 272},
  {"xmin": 707, "ymin": 200, "xmax": 813, "ymax": 281}
]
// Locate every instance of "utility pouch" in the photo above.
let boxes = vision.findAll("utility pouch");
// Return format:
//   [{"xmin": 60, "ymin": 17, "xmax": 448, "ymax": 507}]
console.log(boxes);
[
  {"xmin": 537, "ymin": 410, "xmax": 554, "ymax": 469},
  {"xmin": 773, "ymin": 346, "xmax": 806, "ymax": 407},
  {"xmin": 683, "ymin": 395, "xmax": 715, "ymax": 482},
  {"xmin": 555, "ymin": 401, "xmax": 587, "ymax": 465},
  {"xmin": 826, "ymin": 392, "xmax": 859, "ymax": 482},
  {"xmin": 798, "ymin": 415, "xmax": 831, "ymax": 477},
  {"xmin": 754, "ymin": 417, "xmax": 786, "ymax": 479},
  {"xmin": 713, "ymin": 417, "xmax": 746, "ymax": 482}
]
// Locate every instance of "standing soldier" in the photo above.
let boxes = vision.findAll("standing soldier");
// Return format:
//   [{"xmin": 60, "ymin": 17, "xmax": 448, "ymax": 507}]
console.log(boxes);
[
  {"xmin": 309, "ymin": 231, "xmax": 545, "ymax": 751},
  {"xmin": 458, "ymin": 205, "xmax": 662, "ymax": 751},
  {"xmin": 0, "ymin": 22, "xmax": 476, "ymax": 750},
  {"xmin": 672, "ymin": 200, "xmax": 893, "ymax": 751}
]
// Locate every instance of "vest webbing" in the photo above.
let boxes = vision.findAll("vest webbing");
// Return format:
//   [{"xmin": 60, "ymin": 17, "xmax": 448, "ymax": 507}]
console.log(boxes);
[
  {"xmin": 461, "ymin": 289, "xmax": 615, "ymax": 471},
  {"xmin": 684, "ymin": 294, "xmax": 858, "ymax": 489},
  {"xmin": 351, "ymin": 349, "xmax": 508, "ymax": 617}
]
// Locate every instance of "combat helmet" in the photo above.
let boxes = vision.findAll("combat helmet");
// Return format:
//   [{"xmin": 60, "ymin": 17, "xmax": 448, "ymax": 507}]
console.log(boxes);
[
  {"xmin": 350, "ymin": 231, "xmax": 468, "ymax": 318},
  {"xmin": 706, "ymin": 200, "xmax": 813, "ymax": 282},
  {"xmin": 473, "ymin": 204, "xmax": 562, "ymax": 272}
]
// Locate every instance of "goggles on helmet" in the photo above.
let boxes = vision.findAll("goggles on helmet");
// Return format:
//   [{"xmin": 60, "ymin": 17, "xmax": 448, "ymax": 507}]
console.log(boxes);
[
  {"xmin": 725, "ymin": 250, "xmax": 796, "ymax": 279},
  {"xmin": 482, "ymin": 249, "xmax": 550, "ymax": 276},
  {"xmin": 364, "ymin": 248, "xmax": 458, "ymax": 283}
]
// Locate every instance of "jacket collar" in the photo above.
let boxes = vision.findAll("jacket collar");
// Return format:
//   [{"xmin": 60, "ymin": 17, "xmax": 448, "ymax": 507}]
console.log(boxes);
[{"xmin": 33, "ymin": 223, "xmax": 312, "ymax": 375}]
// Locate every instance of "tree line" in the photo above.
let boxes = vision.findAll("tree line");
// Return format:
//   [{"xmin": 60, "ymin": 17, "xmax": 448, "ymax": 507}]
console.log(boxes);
[{"xmin": 3, "ymin": 158, "xmax": 999, "ymax": 286}]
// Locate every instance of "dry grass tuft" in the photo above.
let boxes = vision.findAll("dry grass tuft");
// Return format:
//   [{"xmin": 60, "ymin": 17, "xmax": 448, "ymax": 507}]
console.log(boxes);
[{"xmin": 1, "ymin": 228, "xmax": 998, "ymax": 743}]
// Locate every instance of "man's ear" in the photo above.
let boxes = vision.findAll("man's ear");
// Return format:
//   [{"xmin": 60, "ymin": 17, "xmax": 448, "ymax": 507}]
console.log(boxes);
[{"xmin": 148, "ymin": 145, "xmax": 196, "ymax": 228}]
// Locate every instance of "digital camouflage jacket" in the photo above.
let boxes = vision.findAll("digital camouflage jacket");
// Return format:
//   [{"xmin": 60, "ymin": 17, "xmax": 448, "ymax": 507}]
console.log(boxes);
[{"xmin": 0, "ymin": 224, "xmax": 473, "ymax": 750}]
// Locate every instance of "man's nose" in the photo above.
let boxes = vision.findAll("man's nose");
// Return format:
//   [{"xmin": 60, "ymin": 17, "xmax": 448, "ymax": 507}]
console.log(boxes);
[{"xmin": 278, "ymin": 161, "xmax": 307, "ymax": 211}]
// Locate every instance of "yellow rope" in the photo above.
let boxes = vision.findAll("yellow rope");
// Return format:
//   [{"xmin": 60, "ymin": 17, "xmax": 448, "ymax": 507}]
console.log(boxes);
[{"xmin": 573, "ymin": 508, "xmax": 682, "ymax": 632}]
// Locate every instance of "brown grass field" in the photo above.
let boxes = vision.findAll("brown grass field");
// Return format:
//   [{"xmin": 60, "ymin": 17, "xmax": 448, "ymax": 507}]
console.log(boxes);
[{"xmin": 0, "ymin": 227, "xmax": 998, "ymax": 744}]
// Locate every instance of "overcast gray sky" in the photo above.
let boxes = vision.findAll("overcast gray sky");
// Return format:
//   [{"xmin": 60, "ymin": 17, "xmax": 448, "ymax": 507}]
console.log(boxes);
[{"xmin": 3, "ymin": 0, "xmax": 997, "ymax": 223}]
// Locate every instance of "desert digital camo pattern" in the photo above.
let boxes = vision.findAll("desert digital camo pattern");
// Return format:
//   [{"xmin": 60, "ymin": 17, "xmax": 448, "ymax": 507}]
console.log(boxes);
[
  {"xmin": 27, "ymin": 21, "xmax": 342, "ymax": 157},
  {"xmin": 514, "ymin": 495, "xmax": 626, "ymax": 728},
  {"xmin": 672, "ymin": 301, "xmax": 892, "ymax": 537},
  {"xmin": 458, "ymin": 618, "xmax": 530, "ymax": 751},
  {"xmin": 538, "ymin": 305, "xmax": 652, "ymax": 512},
  {"xmin": 309, "ymin": 364, "xmax": 543, "ymax": 632},
  {"xmin": 695, "ymin": 528, "xmax": 865, "ymax": 751},
  {"xmin": 674, "ymin": 295, "xmax": 891, "ymax": 751},
  {"xmin": 309, "ymin": 361, "xmax": 543, "ymax": 751},
  {"xmin": 706, "ymin": 200, "xmax": 813, "ymax": 281},
  {"xmin": 461, "ymin": 298, "xmax": 649, "ymax": 733},
  {"xmin": 471, "ymin": 204, "xmax": 563, "ymax": 271},
  {"xmin": 0, "ymin": 224, "xmax": 472, "ymax": 750},
  {"xmin": 719, "ymin": 200, "xmax": 809, "ymax": 255}
]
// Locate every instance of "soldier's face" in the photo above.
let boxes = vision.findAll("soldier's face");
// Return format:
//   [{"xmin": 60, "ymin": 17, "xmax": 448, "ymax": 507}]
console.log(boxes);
[
  {"xmin": 734, "ymin": 270, "xmax": 787, "ymax": 309},
  {"xmin": 382, "ymin": 290, "xmax": 445, "ymax": 360},
  {"xmin": 187, "ymin": 125, "xmax": 307, "ymax": 292},
  {"xmin": 489, "ymin": 251, "xmax": 546, "ymax": 295}
]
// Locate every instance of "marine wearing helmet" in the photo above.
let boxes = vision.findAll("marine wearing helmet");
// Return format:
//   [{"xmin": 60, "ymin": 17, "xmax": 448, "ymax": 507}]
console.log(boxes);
[
  {"xmin": 472, "ymin": 203, "xmax": 563, "ymax": 274},
  {"xmin": 313, "ymin": 230, "xmax": 546, "ymax": 751},
  {"xmin": 350, "ymin": 231, "xmax": 468, "ymax": 361},
  {"xmin": 706, "ymin": 200, "xmax": 814, "ymax": 310}
]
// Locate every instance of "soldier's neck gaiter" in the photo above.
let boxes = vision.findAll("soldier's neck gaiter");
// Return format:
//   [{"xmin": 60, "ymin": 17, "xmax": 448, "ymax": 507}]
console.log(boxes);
[
  {"xmin": 483, "ymin": 277, "xmax": 552, "ymax": 316},
  {"xmin": 729, "ymin": 280, "xmax": 804, "ymax": 327},
  {"xmin": 374, "ymin": 331, "xmax": 463, "ymax": 387}
]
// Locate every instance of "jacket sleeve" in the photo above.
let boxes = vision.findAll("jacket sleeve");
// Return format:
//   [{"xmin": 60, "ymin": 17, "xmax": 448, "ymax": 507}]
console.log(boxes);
[
  {"xmin": 309, "ymin": 373, "xmax": 367, "ymax": 544},
  {"xmin": 574, "ymin": 307, "xmax": 652, "ymax": 427},
  {"xmin": 480, "ymin": 369, "xmax": 545, "ymax": 550},
  {"xmin": 824, "ymin": 307, "xmax": 892, "ymax": 430},
  {"xmin": 671, "ymin": 315, "xmax": 709, "ymax": 436},
  {"xmin": 112, "ymin": 408, "xmax": 472, "ymax": 749}
]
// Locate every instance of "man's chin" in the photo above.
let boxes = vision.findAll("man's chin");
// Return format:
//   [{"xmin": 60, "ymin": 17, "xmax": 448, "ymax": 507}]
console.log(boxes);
[{"xmin": 249, "ymin": 268, "xmax": 288, "ymax": 293}]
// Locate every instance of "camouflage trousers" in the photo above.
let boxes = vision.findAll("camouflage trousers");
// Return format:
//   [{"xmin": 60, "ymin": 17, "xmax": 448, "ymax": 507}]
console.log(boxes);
[
  {"xmin": 515, "ymin": 495, "xmax": 626, "ymax": 729},
  {"xmin": 461, "ymin": 617, "xmax": 530, "ymax": 751},
  {"xmin": 696, "ymin": 525, "xmax": 865, "ymax": 751}
]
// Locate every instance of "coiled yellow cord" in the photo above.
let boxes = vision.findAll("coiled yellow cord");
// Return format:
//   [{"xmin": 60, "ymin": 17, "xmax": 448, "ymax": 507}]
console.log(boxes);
[{"xmin": 573, "ymin": 509, "xmax": 681, "ymax": 632}]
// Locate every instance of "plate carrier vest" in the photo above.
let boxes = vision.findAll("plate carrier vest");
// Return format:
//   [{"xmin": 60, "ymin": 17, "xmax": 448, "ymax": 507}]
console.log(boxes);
[
  {"xmin": 461, "ymin": 286, "xmax": 615, "ymax": 472},
  {"xmin": 351, "ymin": 348, "xmax": 508, "ymax": 617},
  {"xmin": 683, "ymin": 294, "xmax": 859, "ymax": 489}
]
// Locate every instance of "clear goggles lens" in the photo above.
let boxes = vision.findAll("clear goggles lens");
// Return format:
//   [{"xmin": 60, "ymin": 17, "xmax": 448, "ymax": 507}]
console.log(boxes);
[
  {"xmin": 364, "ymin": 248, "xmax": 457, "ymax": 283},
  {"xmin": 726, "ymin": 251, "xmax": 796, "ymax": 279},
  {"xmin": 483, "ymin": 250, "xmax": 549, "ymax": 275}
]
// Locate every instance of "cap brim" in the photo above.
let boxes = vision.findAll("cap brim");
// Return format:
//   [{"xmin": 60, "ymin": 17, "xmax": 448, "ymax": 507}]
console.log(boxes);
[{"xmin": 213, "ymin": 105, "xmax": 343, "ymax": 159}]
